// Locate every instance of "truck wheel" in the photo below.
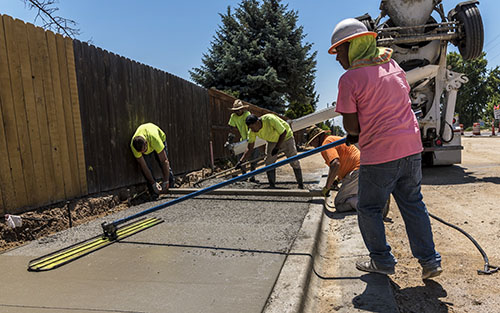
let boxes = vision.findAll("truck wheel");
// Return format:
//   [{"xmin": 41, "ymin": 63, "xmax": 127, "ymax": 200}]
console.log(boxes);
[{"xmin": 451, "ymin": 2, "xmax": 484, "ymax": 60}]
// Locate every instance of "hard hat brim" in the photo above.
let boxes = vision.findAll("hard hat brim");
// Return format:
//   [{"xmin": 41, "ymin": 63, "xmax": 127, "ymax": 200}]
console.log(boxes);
[{"xmin": 328, "ymin": 31, "xmax": 377, "ymax": 55}]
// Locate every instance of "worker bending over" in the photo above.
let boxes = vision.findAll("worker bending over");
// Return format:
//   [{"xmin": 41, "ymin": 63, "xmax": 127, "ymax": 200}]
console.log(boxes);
[
  {"xmin": 329, "ymin": 18, "xmax": 441, "ymax": 280},
  {"xmin": 237, "ymin": 114, "xmax": 303, "ymax": 189},
  {"xmin": 227, "ymin": 99, "xmax": 259, "ymax": 182},
  {"xmin": 306, "ymin": 126, "xmax": 359, "ymax": 212},
  {"xmin": 131, "ymin": 123, "xmax": 175, "ymax": 196}
]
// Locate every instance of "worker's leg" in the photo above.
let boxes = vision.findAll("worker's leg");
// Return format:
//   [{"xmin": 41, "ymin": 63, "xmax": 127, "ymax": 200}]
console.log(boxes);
[
  {"xmin": 249, "ymin": 148, "xmax": 260, "ymax": 171},
  {"xmin": 392, "ymin": 154, "xmax": 441, "ymax": 269},
  {"xmin": 282, "ymin": 137, "xmax": 303, "ymax": 188},
  {"xmin": 265, "ymin": 142, "xmax": 277, "ymax": 187},
  {"xmin": 357, "ymin": 160, "xmax": 398, "ymax": 269},
  {"xmin": 248, "ymin": 148, "xmax": 260, "ymax": 182},
  {"xmin": 334, "ymin": 170, "xmax": 359, "ymax": 212}
]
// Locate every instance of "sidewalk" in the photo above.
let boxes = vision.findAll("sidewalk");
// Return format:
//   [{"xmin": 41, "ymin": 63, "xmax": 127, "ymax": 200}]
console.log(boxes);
[{"xmin": 263, "ymin": 167, "xmax": 399, "ymax": 312}]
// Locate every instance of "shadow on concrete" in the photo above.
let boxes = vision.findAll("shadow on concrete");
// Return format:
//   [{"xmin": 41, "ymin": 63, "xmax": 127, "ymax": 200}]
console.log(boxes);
[
  {"xmin": 160, "ymin": 195, "xmax": 313, "ymax": 204},
  {"xmin": 422, "ymin": 165, "xmax": 500, "ymax": 186},
  {"xmin": 323, "ymin": 207, "xmax": 356, "ymax": 220},
  {"xmin": 390, "ymin": 279, "xmax": 451, "ymax": 312},
  {"xmin": 119, "ymin": 240, "xmax": 311, "ymax": 257}
]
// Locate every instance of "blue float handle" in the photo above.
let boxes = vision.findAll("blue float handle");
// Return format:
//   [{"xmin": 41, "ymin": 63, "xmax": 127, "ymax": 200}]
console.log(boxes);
[{"xmin": 109, "ymin": 137, "xmax": 347, "ymax": 228}]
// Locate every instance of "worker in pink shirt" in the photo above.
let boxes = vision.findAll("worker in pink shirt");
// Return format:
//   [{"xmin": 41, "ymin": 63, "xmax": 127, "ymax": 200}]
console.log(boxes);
[{"xmin": 330, "ymin": 18, "xmax": 442, "ymax": 280}]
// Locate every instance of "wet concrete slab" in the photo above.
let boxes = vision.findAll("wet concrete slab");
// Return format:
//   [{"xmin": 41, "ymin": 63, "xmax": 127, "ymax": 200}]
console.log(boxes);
[{"xmin": 0, "ymin": 193, "xmax": 314, "ymax": 313}]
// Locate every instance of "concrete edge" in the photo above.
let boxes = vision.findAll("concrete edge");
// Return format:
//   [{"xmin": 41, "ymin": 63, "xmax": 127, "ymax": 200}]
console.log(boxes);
[
  {"xmin": 262, "ymin": 169, "xmax": 328, "ymax": 313},
  {"xmin": 302, "ymin": 188, "xmax": 399, "ymax": 312}
]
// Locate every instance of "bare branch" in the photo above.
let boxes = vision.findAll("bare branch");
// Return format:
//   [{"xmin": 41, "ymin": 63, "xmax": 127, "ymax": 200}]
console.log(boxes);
[{"xmin": 23, "ymin": 0, "xmax": 80, "ymax": 38}]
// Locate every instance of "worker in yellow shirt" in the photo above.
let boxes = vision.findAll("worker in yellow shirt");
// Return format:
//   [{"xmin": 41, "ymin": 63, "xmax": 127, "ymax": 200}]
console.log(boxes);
[
  {"xmin": 131, "ymin": 123, "xmax": 175, "ymax": 196},
  {"xmin": 238, "ymin": 114, "xmax": 304, "ymax": 189},
  {"xmin": 227, "ymin": 100, "xmax": 259, "ymax": 182}
]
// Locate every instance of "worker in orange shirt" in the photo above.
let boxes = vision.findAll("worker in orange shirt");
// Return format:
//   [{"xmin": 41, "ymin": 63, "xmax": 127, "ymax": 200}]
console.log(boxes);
[{"xmin": 306, "ymin": 126, "xmax": 360, "ymax": 212}]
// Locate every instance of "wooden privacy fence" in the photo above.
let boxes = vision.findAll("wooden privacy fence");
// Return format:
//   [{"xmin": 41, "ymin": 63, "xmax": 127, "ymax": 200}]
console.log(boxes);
[
  {"xmin": 0, "ymin": 15, "xmax": 86, "ymax": 215},
  {"xmin": 0, "ymin": 15, "xmax": 302, "ymax": 215},
  {"xmin": 72, "ymin": 40, "xmax": 211, "ymax": 194}
]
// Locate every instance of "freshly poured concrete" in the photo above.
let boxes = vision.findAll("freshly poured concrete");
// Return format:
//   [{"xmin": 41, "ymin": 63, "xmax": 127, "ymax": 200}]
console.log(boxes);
[{"xmin": 1, "ymin": 194, "xmax": 314, "ymax": 313}]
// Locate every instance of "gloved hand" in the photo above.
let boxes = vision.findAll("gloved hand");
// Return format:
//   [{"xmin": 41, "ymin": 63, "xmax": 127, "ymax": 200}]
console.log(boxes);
[
  {"xmin": 346, "ymin": 134, "xmax": 359, "ymax": 146},
  {"xmin": 271, "ymin": 146, "xmax": 280, "ymax": 156},
  {"xmin": 152, "ymin": 182, "xmax": 162, "ymax": 194},
  {"xmin": 234, "ymin": 160, "xmax": 242, "ymax": 170},
  {"xmin": 161, "ymin": 181, "xmax": 170, "ymax": 192},
  {"xmin": 331, "ymin": 179, "xmax": 340, "ymax": 191},
  {"xmin": 321, "ymin": 186, "xmax": 331, "ymax": 197}
]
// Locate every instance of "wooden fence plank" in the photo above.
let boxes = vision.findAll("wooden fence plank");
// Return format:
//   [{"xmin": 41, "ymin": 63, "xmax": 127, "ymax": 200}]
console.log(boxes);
[
  {"xmin": 42, "ymin": 30, "xmax": 66, "ymax": 201},
  {"xmin": 56, "ymin": 34, "xmax": 80, "ymax": 198},
  {"xmin": 27, "ymin": 23, "xmax": 57, "ymax": 203},
  {"xmin": 74, "ymin": 41, "xmax": 99, "ymax": 193},
  {"xmin": 96, "ymin": 47, "xmax": 113, "ymax": 190},
  {"xmin": 17, "ymin": 20, "xmax": 46, "ymax": 205},
  {"xmin": 0, "ymin": 15, "xmax": 18, "ymax": 211},
  {"xmin": 4, "ymin": 16, "xmax": 34, "ymax": 210},
  {"xmin": 46, "ymin": 31, "xmax": 72, "ymax": 198},
  {"xmin": 65, "ymin": 37, "xmax": 87, "ymax": 195}
]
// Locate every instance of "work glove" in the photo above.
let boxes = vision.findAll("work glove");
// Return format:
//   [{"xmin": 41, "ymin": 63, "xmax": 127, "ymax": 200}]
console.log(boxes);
[
  {"xmin": 271, "ymin": 146, "xmax": 280, "ymax": 156},
  {"xmin": 345, "ymin": 134, "xmax": 359, "ymax": 146},
  {"xmin": 152, "ymin": 182, "xmax": 162, "ymax": 194},
  {"xmin": 331, "ymin": 179, "xmax": 340, "ymax": 191},
  {"xmin": 234, "ymin": 160, "xmax": 242, "ymax": 170},
  {"xmin": 321, "ymin": 186, "xmax": 331, "ymax": 197},
  {"xmin": 161, "ymin": 181, "xmax": 170, "ymax": 191}
]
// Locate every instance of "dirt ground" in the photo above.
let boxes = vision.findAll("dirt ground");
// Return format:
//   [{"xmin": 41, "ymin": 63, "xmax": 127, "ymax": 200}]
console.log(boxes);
[{"xmin": 387, "ymin": 136, "xmax": 500, "ymax": 313}]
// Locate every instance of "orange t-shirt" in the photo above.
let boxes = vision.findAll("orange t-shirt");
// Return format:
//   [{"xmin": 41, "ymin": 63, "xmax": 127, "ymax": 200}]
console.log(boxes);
[{"xmin": 320, "ymin": 136, "xmax": 360, "ymax": 180}]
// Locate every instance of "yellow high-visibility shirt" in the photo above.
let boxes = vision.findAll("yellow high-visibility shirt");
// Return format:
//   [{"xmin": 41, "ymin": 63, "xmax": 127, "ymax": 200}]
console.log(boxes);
[
  {"xmin": 130, "ymin": 123, "xmax": 166, "ymax": 158},
  {"xmin": 248, "ymin": 114, "xmax": 292, "ymax": 143},
  {"xmin": 228, "ymin": 111, "xmax": 251, "ymax": 141}
]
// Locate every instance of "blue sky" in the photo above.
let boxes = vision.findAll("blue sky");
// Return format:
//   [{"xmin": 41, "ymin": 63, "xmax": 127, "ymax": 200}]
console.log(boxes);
[{"xmin": 2, "ymin": 0, "xmax": 500, "ymax": 112}]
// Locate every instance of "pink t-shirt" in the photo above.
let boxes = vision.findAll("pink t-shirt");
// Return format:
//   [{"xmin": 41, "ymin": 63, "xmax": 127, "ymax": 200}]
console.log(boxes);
[{"xmin": 335, "ymin": 59, "xmax": 422, "ymax": 165}]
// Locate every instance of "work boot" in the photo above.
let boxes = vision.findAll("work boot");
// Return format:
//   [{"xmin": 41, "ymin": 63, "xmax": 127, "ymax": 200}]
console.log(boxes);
[
  {"xmin": 356, "ymin": 259, "xmax": 395, "ymax": 275},
  {"xmin": 266, "ymin": 169, "xmax": 276, "ymax": 188},
  {"xmin": 248, "ymin": 165, "xmax": 259, "ymax": 183},
  {"xmin": 293, "ymin": 168, "xmax": 304, "ymax": 189},
  {"xmin": 422, "ymin": 265, "xmax": 443, "ymax": 280}
]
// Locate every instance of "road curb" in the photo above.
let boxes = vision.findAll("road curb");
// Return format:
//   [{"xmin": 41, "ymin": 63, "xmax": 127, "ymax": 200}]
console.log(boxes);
[{"xmin": 262, "ymin": 169, "xmax": 328, "ymax": 313}]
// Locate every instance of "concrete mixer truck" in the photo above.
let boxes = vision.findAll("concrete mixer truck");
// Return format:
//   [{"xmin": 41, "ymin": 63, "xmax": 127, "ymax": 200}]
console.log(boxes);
[{"xmin": 356, "ymin": 0, "xmax": 484, "ymax": 165}]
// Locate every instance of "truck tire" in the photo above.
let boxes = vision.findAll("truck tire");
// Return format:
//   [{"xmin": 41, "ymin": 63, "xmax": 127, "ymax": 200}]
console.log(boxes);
[{"xmin": 452, "ymin": 3, "xmax": 484, "ymax": 60}]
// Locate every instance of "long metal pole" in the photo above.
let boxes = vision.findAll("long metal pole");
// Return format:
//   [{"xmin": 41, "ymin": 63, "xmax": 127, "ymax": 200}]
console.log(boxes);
[{"xmin": 102, "ymin": 138, "xmax": 346, "ymax": 237}]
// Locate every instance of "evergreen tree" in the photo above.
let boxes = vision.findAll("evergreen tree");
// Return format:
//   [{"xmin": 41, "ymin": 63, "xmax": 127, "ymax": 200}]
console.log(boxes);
[{"xmin": 190, "ymin": 0, "xmax": 318, "ymax": 116}]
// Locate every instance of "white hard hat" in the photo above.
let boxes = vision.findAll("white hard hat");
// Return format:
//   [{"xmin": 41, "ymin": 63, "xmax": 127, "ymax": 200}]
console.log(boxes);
[{"xmin": 328, "ymin": 18, "xmax": 377, "ymax": 54}]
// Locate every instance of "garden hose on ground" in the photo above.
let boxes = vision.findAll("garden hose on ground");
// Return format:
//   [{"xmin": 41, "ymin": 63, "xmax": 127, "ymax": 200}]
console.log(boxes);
[{"xmin": 429, "ymin": 212, "xmax": 499, "ymax": 275}]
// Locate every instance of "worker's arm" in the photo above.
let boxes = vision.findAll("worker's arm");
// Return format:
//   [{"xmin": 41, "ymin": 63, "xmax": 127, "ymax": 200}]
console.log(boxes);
[
  {"xmin": 326, "ymin": 158, "xmax": 340, "ymax": 190},
  {"xmin": 272, "ymin": 130, "xmax": 287, "ymax": 155},
  {"xmin": 342, "ymin": 113, "xmax": 360, "ymax": 135},
  {"xmin": 157, "ymin": 149, "xmax": 171, "ymax": 189},
  {"xmin": 136, "ymin": 156, "xmax": 155, "ymax": 185},
  {"xmin": 239, "ymin": 142, "xmax": 255, "ymax": 164}
]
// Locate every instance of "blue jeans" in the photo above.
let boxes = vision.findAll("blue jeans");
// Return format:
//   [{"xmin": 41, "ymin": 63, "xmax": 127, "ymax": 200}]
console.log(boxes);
[{"xmin": 357, "ymin": 153, "xmax": 441, "ymax": 269}]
